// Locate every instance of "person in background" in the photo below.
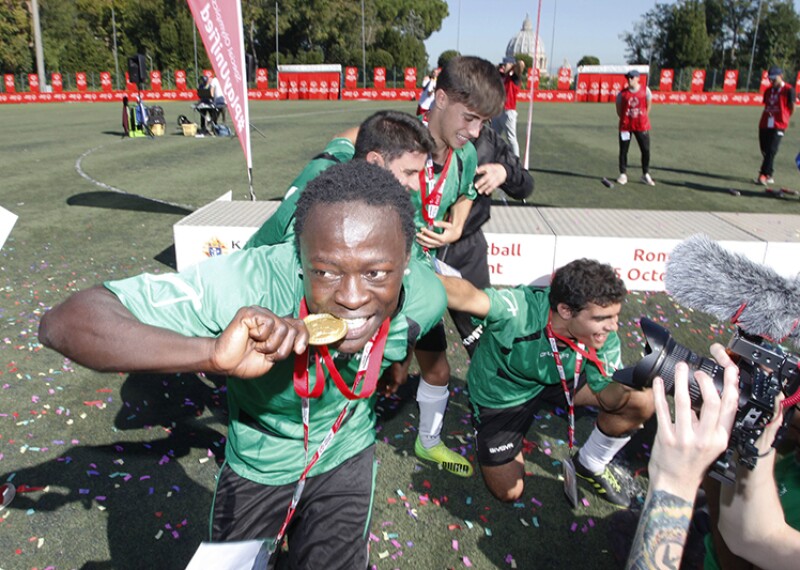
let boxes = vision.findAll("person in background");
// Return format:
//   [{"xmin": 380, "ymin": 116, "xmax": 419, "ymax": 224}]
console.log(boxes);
[
  {"xmin": 491, "ymin": 57, "xmax": 525, "ymax": 157},
  {"xmin": 209, "ymin": 74, "xmax": 226, "ymax": 123},
  {"xmin": 616, "ymin": 69, "xmax": 655, "ymax": 186},
  {"xmin": 754, "ymin": 65, "xmax": 795, "ymax": 186},
  {"xmin": 416, "ymin": 66, "xmax": 440, "ymax": 117}
]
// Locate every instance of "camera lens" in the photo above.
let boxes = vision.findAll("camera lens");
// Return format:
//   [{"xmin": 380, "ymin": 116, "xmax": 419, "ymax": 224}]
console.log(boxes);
[{"xmin": 613, "ymin": 318, "xmax": 726, "ymax": 408}]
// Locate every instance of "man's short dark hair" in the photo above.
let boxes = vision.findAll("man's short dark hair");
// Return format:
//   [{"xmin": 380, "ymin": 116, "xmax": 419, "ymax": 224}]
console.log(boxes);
[
  {"xmin": 548, "ymin": 259, "xmax": 627, "ymax": 313},
  {"xmin": 436, "ymin": 56, "xmax": 505, "ymax": 118},
  {"xmin": 294, "ymin": 161, "xmax": 416, "ymax": 255},
  {"xmin": 354, "ymin": 110, "xmax": 434, "ymax": 162}
]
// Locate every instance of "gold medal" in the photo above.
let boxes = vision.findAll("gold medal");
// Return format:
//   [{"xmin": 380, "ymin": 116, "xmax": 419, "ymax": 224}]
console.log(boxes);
[{"xmin": 303, "ymin": 313, "xmax": 348, "ymax": 346}]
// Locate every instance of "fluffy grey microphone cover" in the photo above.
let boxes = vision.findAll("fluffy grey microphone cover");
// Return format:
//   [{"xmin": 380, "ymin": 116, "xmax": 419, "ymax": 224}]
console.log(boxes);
[{"xmin": 665, "ymin": 234, "xmax": 800, "ymax": 343}]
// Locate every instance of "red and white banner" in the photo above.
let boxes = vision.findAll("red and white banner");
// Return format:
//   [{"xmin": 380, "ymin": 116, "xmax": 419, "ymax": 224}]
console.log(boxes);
[
  {"xmin": 150, "ymin": 70, "xmax": 162, "ymax": 91},
  {"xmin": 28, "ymin": 73, "xmax": 39, "ymax": 93},
  {"xmin": 76, "ymin": 72, "xmax": 87, "ymax": 93},
  {"xmin": 690, "ymin": 69, "xmax": 705, "ymax": 93},
  {"xmin": 51, "ymin": 72, "xmax": 62, "ymax": 93},
  {"xmin": 796, "ymin": 72, "xmax": 800, "ymax": 96},
  {"xmin": 659, "ymin": 69, "xmax": 673, "ymax": 92},
  {"xmin": 100, "ymin": 71, "xmax": 113, "ymax": 92},
  {"xmin": 760, "ymin": 70, "xmax": 771, "ymax": 93},
  {"xmin": 175, "ymin": 69, "xmax": 187, "ymax": 91},
  {"xmin": 4, "ymin": 74, "xmax": 15, "ymax": 93},
  {"xmin": 557, "ymin": 67, "xmax": 571, "ymax": 90},
  {"xmin": 125, "ymin": 72, "xmax": 137, "ymax": 92},
  {"xmin": 373, "ymin": 67, "xmax": 386, "ymax": 89},
  {"xmin": 187, "ymin": 0, "xmax": 253, "ymax": 177},
  {"xmin": 345, "ymin": 66, "xmax": 358, "ymax": 89},
  {"xmin": 404, "ymin": 67, "xmax": 416, "ymax": 89},
  {"xmin": 723, "ymin": 69, "xmax": 738, "ymax": 93},
  {"xmin": 256, "ymin": 68, "xmax": 268, "ymax": 89}
]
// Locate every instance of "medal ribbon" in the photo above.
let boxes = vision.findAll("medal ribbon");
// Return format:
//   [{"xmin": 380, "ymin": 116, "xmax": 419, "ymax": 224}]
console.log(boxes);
[
  {"xmin": 274, "ymin": 298, "xmax": 390, "ymax": 550},
  {"xmin": 419, "ymin": 113, "xmax": 453, "ymax": 228},
  {"xmin": 545, "ymin": 320, "xmax": 584, "ymax": 452}
]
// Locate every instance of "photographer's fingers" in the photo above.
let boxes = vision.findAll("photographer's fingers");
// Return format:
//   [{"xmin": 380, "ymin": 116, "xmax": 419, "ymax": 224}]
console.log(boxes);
[
  {"xmin": 710, "ymin": 343, "xmax": 736, "ymax": 368},
  {"xmin": 716, "ymin": 362, "xmax": 740, "ymax": 437},
  {"xmin": 673, "ymin": 362, "xmax": 694, "ymax": 434},
  {"xmin": 652, "ymin": 377, "xmax": 674, "ymax": 439}
]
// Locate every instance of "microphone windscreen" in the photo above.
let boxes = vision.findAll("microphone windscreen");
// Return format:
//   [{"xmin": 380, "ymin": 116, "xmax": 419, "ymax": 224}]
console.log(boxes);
[{"xmin": 665, "ymin": 234, "xmax": 800, "ymax": 344}]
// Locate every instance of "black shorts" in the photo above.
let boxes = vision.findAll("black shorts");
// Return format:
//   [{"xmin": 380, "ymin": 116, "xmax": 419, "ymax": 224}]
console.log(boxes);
[
  {"xmin": 414, "ymin": 319, "xmax": 447, "ymax": 352},
  {"xmin": 211, "ymin": 445, "xmax": 376, "ymax": 569},
  {"xmin": 473, "ymin": 379, "xmax": 588, "ymax": 467}
]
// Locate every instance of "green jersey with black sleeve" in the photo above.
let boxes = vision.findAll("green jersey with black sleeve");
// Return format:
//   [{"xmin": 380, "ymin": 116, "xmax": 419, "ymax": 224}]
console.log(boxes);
[
  {"xmin": 411, "ymin": 139, "xmax": 478, "ymax": 262},
  {"xmin": 467, "ymin": 286, "xmax": 623, "ymax": 410},
  {"xmin": 104, "ymin": 242, "xmax": 446, "ymax": 486},
  {"xmin": 244, "ymin": 137, "xmax": 355, "ymax": 249}
]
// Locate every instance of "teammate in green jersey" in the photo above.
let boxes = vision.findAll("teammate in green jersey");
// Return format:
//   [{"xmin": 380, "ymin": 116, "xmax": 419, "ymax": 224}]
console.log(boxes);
[
  {"xmin": 38, "ymin": 161, "xmax": 447, "ymax": 569},
  {"xmin": 439, "ymin": 259, "xmax": 655, "ymax": 507}
]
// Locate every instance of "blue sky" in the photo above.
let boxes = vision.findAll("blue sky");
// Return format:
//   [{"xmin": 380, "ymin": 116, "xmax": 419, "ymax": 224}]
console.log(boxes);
[{"xmin": 424, "ymin": 0, "xmax": 800, "ymax": 72}]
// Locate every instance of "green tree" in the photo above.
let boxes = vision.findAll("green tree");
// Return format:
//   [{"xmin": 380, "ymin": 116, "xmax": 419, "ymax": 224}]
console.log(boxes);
[
  {"xmin": 665, "ymin": 0, "xmax": 712, "ymax": 67},
  {"xmin": 620, "ymin": 3, "xmax": 673, "ymax": 66},
  {"xmin": 577, "ymin": 55, "xmax": 600, "ymax": 66},
  {"xmin": 752, "ymin": 0, "xmax": 800, "ymax": 72},
  {"xmin": 0, "ymin": 1, "xmax": 32, "ymax": 72},
  {"xmin": 514, "ymin": 52, "xmax": 533, "ymax": 70},
  {"xmin": 436, "ymin": 49, "xmax": 460, "ymax": 69}
]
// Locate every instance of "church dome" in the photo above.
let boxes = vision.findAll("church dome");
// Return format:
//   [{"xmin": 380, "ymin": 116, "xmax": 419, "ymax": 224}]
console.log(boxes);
[{"xmin": 505, "ymin": 15, "xmax": 548, "ymax": 74}]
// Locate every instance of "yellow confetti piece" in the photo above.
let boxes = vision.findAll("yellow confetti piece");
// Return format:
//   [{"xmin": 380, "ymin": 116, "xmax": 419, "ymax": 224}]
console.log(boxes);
[{"xmin": 378, "ymin": 550, "xmax": 389, "ymax": 559}]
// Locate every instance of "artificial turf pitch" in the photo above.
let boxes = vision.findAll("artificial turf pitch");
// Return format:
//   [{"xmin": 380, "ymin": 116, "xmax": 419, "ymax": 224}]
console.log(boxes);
[{"xmin": 0, "ymin": 100, "xmax": 798, "ymax": 569}]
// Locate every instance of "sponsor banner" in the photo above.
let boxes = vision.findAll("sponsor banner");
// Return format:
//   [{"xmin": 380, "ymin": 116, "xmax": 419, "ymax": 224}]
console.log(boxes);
[
  {"xmin": 404, "ymin": 67, "xmax": 416, "ymax": 89},
  {"xmin": 256, "ymin": 67, "xmax": 268, "ymax": 89},
  {"xmin": 76, "ymin": 72, "xmax": 88, "ymax": 92},
  {"xmin": 649, "ymin": 91, "xmax": 762, "ymax": 106},
  {"xmin": 277, "ymin": 72, "xmax": 339, "ymax": 100},
  {"xmin": 517, "ymin": 90, "xmax": 576, "ymax": 103},
  {"xmin": 723, "ymin": 69, "xmax": 738, "ymax": 93},
  {"xmin": 483, "ymin": 233, "xmax": 556, "ymax": 286},
  {"xmin": 690, "ymin": 69, "xmax": 705, "ymax": 93},
  {"xmin": 100, "ymin": 71, "xmax": 113, "ymax": 92},
  {"xmin": 28, "ymin": 74, "xmax": 40, "ymax": 93},
  {"xmin": 125, "ymin": 72, "xmax": 137, "ymax": 92},
  {"xmin": 175, "ymin": 69, "xmax": 187, "ymax": 90},
  {"xmin": 187, "ymin": 0, "xmax": 252, "ymax": 172},
  {"xmin": 4, "ymin": 74, "xmax": 15, "ymax": 93},
  {"xmin": 373, "ymin": 67, "xmax": 386, "ymax": 89},
  {"xmin": 796, "ymin": 71, "xmax": 800, "ymax": 95},
  {"xmin": 150, "ymin": 70, "xmax": 162, "ymax": 91},
  {"xmin": 51, "ymin": 72, "xmax": 62, "ymax": 93},
  {"xmin": 557, "ymin": 66, "xmax": 571, "ymax": 90},
  {"xmin": 659, "ymin": 69, "xmax": 673, "ymax": 92},
  {"xmin": 340, "ymin": 88, "xmax": 420, "ymax": 101},
  {"xmin": 345, "ymin": 66, "xmax": 358, "ymax": 88}
]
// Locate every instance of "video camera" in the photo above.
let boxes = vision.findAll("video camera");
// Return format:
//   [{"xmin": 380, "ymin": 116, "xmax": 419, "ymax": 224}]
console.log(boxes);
[{"xmin": 614, "ymin": 318, "xmax": 799, "ymax": 484}]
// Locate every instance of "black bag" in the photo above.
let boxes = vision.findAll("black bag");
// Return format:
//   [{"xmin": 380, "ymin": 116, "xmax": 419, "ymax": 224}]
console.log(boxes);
[{"xmin": 147, "ymin": 105, "xmax": 166, "ymax": 126}]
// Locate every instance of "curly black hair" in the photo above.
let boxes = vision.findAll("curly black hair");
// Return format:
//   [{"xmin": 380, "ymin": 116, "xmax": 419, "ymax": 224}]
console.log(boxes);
[
  {"xmin": 294, "ymin": 160, "xmax": 416, "ymax": 255},
  {"xmin": 548, "ymin": 258, "xmax": 627, "ymax": 313}
]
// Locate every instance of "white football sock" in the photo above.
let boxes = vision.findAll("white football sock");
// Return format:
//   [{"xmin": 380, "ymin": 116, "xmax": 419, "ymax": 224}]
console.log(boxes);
[
  {"xmin": 416, "ymin": 378, "xmax": 449, "ymax": 449},
  {"xmin": 577, "ymin": 426, "xmax": 631, "ymax": 475}
]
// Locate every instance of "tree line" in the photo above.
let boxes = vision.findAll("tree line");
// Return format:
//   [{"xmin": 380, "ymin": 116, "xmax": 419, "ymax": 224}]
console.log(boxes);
[
  {"xmin": 621, "ymin": 0, "xmax": 800, "ymax": 74},
  {"xmin": 0, "ymin": 0, "xmax": 448, "ymax": 77}
]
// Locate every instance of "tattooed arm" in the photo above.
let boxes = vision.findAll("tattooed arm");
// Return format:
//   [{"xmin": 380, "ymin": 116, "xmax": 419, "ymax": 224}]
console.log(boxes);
[{"xmin": 627, "ymin": 346, "xmax": 740, "ymax": 569}]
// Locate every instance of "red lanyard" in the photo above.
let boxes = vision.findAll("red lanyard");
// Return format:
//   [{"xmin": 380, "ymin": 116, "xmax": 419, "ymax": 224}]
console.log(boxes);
[
  {"xmin": 545, "ymin": 322, "xmax": 584, "ymax": 452},
  {"xmin": 274, "ymin": 299, "xmax": 389, "ymax": 549},
  {"xmin": 419, "ymin": 113, "xmax": 453, "ymax": 227}
]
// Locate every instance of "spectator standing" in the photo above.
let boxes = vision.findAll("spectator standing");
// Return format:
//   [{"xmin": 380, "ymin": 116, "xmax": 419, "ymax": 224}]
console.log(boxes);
[
  {"xmin": 416, "ymin": 67, "xmax": 440, "ymax": 117},
  {"xmin": 755, "ymin": 66, "xmax": 795, "ymax": 186},
  {"xmin": 492, "ymin": 57, "xmax": 525, "ymax": 157},
  {"xmin": 616, "ymin": 70, "xmax": 655, "ymax": 186}
]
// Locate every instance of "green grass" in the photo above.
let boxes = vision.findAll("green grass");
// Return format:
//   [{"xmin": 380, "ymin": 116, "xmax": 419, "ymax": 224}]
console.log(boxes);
[{"xmin": 0, "ymin": 100, "xmax": 789, "ymax": 569}]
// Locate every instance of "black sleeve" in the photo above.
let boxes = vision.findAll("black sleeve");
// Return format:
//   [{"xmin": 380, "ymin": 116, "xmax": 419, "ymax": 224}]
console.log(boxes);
[{"xmin": 473, "ymin": 125, "xmax": 534, "ymax": 200}]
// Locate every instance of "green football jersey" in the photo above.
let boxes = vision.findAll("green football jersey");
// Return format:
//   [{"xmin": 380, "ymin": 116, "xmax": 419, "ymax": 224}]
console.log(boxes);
[
  {"xmin": 467, "ymin": 286, "xmax": 623, "ymax": 410},
  {"xmin": 105, "ymin": 243, "xmax": 445, "ymax": 485},
  {"xmin": 244, "ymin": 137, "xmax": 355, "ymax": 249},
  {"xmin": 411, "ymin": 142, "xmax": 478, "ymax": 261}
]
